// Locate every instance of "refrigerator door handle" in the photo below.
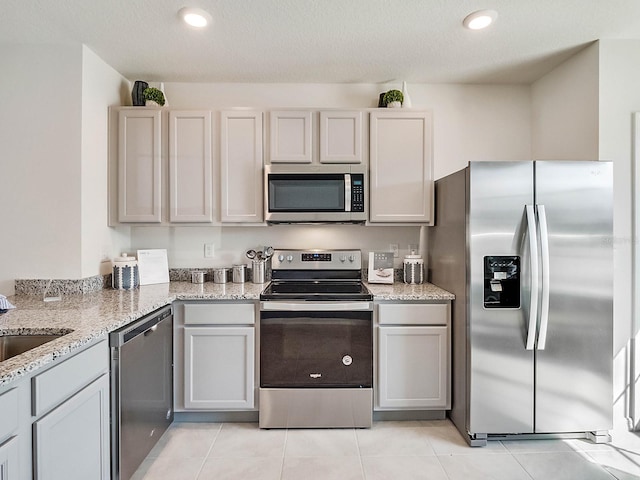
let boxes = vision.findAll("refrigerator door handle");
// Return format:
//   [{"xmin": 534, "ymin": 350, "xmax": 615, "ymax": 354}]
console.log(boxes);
[
  {"xmin": 536, "ymin": 205, "xmax": 550, "ymax": 350},
  {"xmin": 525, "ymin": 205, "xmax": 539, "ymax": 350}
]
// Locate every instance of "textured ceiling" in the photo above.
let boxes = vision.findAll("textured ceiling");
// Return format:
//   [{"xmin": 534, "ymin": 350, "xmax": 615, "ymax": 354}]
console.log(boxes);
[{"xmin": 2, "ymin": 0, "xmax": 640, "ymax": 84}]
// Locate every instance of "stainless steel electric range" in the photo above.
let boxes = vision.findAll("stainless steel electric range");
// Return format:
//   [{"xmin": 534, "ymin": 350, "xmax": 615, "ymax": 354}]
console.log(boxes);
[{"xmin": 259, "ymin": 249, "xmax": 373, "ymax": 429}]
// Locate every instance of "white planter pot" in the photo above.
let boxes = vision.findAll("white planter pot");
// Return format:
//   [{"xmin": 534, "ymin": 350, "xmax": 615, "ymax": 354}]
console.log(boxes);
[
  {"xmin": 387, "ymin": 101, "xmax": 401, "ymax": 108},
  {"xmin": 145, "ymin": 100, "xmax": 160, "ymax": 107}
]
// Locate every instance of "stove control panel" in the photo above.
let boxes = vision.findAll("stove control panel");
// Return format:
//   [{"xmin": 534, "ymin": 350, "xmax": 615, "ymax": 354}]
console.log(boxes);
[
  {"xmin": 302, "ymin": 253, "xmax": 332, "ymax": 262},
  {"xmin": 271, "ymin": 249, "xmax": 362, "ymax": 270}
]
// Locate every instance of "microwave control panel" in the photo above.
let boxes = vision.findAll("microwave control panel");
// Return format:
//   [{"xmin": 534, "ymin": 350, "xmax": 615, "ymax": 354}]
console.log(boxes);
[{"xmin": 351, "ymin": 174, "xmax": 365, "ymax": 212}]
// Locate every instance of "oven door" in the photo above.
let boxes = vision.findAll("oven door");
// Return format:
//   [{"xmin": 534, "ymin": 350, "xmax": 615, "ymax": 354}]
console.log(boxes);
[{"xmin": 260, "ymin": 301, "xmax": 373, "ymax": 388}]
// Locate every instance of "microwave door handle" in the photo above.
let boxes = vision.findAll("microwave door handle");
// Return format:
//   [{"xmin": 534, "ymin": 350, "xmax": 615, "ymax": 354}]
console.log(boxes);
[{"xmin": 345, "ymin": 174, "xmax": 351, "ymax": 212}]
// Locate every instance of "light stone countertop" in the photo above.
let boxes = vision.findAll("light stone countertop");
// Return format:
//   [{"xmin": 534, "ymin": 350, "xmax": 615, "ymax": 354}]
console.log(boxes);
[
  {"xmin": 0, "ymin": 280, "xmax": 453, "ymax": 387},
  {"xmin": 365, "ymin": 281, "xmax": 455, "ymax": 301}
]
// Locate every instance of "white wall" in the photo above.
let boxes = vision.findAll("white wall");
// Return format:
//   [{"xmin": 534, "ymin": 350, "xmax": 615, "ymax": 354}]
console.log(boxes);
[
  {"xmin": 531, "ymin": 43, "xmax": 599, "ymax": 160},
  {"xmin": 129, "ymin": 82, "xmax": 531, "ymax": 267},
  {"xmin": 0, "ymin": 44, "xmax": 83, "ymax": 295},
  {"xmin": 0, "ymin": 45, "xmax": 130, "ymax": 296},
  {"xmin": 598, "ymin": 39, "xmax": 640, "ymax": 429},
  {"xmin": 81, "ymin": 46, "xmax": 131, "ymax": 277}
]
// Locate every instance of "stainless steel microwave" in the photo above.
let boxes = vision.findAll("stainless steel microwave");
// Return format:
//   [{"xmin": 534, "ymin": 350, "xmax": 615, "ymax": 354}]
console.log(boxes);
[{"xmin": 264, "ymin": 164, "xmax": 367, "ymax": 223}]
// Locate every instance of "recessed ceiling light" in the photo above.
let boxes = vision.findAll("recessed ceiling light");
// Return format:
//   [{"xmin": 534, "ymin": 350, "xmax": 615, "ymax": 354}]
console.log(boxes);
[
  {"xmin": 463, "ymin": 9, "xmax": 498, "ymax": 30},
  {"xmin": 178, "ymin": 7, "xmax": 212, "ymax": 28}
]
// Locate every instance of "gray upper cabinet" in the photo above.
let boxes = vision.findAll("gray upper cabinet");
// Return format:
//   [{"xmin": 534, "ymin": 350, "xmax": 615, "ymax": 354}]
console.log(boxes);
[
  {"xmin": 168, "ymin": 111, "xmax": 214, "ymax": 223},
  {"xmin": 112, "ymin": 107, "xmax": 216, "ymax": 225},
  {"xmin": 220, "ymin": 111, "xmax": 264, "ymax": 223},
  {"xmin": 319, "ymin": 110, "xmax": 363, "ymax": 164},
  {"xmin": 117, "ymin": 109, "xmax": 162, "ymax": 223},
  {"xmin": 269, "ymin": 110, "xmax": 364, "ymax": 165},
  {"xmin": 369, "ymin": 110, "xmax": 434, "ymax": 224},
  {"xmin": 269, "ymin": 110, "xmax": 313, "ymax": 163}
]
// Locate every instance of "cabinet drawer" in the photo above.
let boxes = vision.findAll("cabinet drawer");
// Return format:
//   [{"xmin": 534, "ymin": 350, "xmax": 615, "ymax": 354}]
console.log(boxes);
[
  {"xmin": 184, "ymin": 303, "xmax": 255, "ymax": 325},
  {"xmin": 378, "ymin": 303, "xmax": 449, "ymax": 326},
  {"xmin": 32, "ymin": 340, "xmax": 108, "ymax": 417},
  {"xmin": 0, "ymin": 388, "xmax": 18, "ymax": 441}
]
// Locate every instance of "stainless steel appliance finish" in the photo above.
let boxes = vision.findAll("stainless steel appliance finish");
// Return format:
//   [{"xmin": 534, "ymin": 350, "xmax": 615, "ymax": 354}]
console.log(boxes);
[
  {"xmin": 259, "ymin": 249, "xmax": 373, "ymax": 428},
  {"xmin": 264, "ymin": 164, "xmax": 367, "ymax": 223},
  {"xmin": 110, "ymin": 306, "xmax": 173, "ymax": 480},
  {"xmin": 428, "ymin": 161, "xmax": 613, "ymax": 446}
]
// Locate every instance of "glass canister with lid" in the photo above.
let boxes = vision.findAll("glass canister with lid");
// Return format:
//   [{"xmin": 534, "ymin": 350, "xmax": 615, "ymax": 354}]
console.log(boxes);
[
  {"xmin": 112, "ymin": 253, "xmax": 140, "ymax": 290},
  {"xmin": 403, "ymin": 249, "xmax": 424, "ymax": 285}
]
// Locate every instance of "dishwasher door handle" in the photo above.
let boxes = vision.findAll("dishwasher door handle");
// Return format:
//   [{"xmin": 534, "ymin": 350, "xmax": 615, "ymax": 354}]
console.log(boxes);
[{"xmin": 144, "ymin": 324, "xmax": 158, "ymax": 336}]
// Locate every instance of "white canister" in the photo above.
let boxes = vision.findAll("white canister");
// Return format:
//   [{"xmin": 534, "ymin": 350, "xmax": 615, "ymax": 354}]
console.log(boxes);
[
  {"xmin": 403, "ymin": 254, "xmax": 424, "ymax": 285},
  {"xmin": 112, "ymin": 253, "xmax": 139, "ymax": 290}
]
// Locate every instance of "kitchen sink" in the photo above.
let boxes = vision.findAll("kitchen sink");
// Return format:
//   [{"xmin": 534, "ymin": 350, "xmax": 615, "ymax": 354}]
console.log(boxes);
[{"xmin": 0, "ymin": 333, "xmax": 67, "ymax": 362}]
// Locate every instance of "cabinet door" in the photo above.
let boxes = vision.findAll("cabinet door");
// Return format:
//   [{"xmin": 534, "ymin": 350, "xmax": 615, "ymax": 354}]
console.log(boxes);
[
  {"xmin": 168, "ymin": 111, "xmax": 213, "ymax": 222},
  {"xmin": 270, "ymin": 111, "xmax": 312, "ymax": 163},
  {"xmin": 0, "ymin": 436, "xmax": 18, "ymax": 480},
  {"xmin": 221, "ymin": 111, "xmax": 264, "ymax": 222},
  {"xmin": 184, "ymin": 327, "xmax": 255, "ymax": 409},
  {"xmin": 369, "ymin": 111, "xmax": 433, "ymax": 223},
  {"xmin": 319, "ymin": 111, "xmax": 362, "ymax": 164},
  {"xmin": 118, "ymin": 109, "xmax": 162, "ymax": 223},
  {"xmin": 378, "ymin": 326, "xmax": 448, "ymax": 409},
  {"xmin": 34, "ymin": 374, "xmax": 110, "ymax": 480}
]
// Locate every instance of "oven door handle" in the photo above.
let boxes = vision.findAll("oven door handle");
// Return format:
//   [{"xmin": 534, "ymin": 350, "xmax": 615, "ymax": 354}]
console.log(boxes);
[{"xmin": 260, "ymin": 301, "xmax": 373, "ymax": 312}]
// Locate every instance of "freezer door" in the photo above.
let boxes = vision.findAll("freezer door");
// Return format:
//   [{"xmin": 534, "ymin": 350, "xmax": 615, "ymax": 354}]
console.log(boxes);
[
  {"xmin": 534, "ymin": 161, "xmax": 613, "ymax": 433},
  {"xmin": 468, "ymin": 161, "xmax": 535, "ymax": 435}
]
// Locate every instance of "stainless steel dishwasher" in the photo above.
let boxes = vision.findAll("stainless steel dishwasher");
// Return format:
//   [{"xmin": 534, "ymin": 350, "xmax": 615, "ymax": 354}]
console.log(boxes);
[{"xmin": 110, "ymin": 305, "xmax": 173, "ymax": 480}]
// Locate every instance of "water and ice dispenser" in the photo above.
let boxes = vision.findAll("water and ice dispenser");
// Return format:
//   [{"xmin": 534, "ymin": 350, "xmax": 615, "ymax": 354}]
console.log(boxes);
[{"xmin": 483, "ymin": 256, "xmax": 520, "ymax": 308}]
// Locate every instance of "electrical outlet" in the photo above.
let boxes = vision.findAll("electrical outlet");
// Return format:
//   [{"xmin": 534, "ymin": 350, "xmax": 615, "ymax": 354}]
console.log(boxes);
[
  {"xmin": 204, "ymin": 244, "xmax": 214, "ymax": 258},
  {"xmin": 390, "ymin": 244, "xmax": 399, "ymax": 258}
]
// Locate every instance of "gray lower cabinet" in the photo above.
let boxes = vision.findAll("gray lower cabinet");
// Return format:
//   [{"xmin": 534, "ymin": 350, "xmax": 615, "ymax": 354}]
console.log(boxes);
[
  {"xmin": 33, "ymin": 374, "xmax": 110, "ymax": 480},
  {"xmin": 0, "ymin": 436, "xmax": 18, "ymax": 480},
  {"xmin": 376, "ymin": 302, "xmax": 451, "ymax": 410},
  {"xmin": 0, "ymin": 386, "xmax": 19, "ymax": 480},
  {"xmin": 31, "ymin": 340, "xmax": 110, "ymax": 480},
  {"xmin": 184, "ymin": 326, "xmax": 255, "ymax": 409},
  {"xmin": 176, "ymin": 302, "xmax": 256, "ymax": 411}
]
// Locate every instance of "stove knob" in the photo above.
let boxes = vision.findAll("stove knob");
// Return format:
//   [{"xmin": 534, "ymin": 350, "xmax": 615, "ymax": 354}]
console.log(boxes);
[
  {"xmin": 348, "ymin": 255, "xmax": 355, "ymax": 263},
  {"xmin": 286, "ymin": 255, "xmax": 294, "ymax": 262},
  {"xmin": 340, "ymin": 255, "xmax": 346, "ymax": 263},
  {"xmin": 278, "ymin": 254, "xmax": 285, "ymax": 262},
  {"xmin": 342, "ymin": 355, "xmax": 353, "ymax": 366}
]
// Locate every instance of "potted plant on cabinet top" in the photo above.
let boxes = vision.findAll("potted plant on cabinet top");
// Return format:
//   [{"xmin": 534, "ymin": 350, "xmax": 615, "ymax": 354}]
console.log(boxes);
[
  {"xmin": 143, "ymin": 87, "xmax": 166, "ymax": 107},
  {"xmin": 383, "ymin": 89, "xmax": 404, "ymax": 108}
]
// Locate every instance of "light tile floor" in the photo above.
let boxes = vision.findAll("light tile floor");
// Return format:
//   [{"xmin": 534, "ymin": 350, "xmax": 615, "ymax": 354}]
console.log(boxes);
[{"xmin": 131, "ymin": 420, "xmax": 640, "ymax": 480}]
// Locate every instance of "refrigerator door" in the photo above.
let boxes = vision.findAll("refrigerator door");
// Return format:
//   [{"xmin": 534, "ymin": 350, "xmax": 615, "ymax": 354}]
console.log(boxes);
[
  {"xmin": 468, "ymin": 161, "xmax": 536, "ymax": 435},
  {"xmin": 534, "ymin": 161, "xmax": 613, "ymax": 433}
]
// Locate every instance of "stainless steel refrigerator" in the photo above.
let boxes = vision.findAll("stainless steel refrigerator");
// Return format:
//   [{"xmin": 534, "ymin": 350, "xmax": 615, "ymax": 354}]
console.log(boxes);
[{"xmin": 428, "ymin": 161, "xmax": 613, "ymax": 446}]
